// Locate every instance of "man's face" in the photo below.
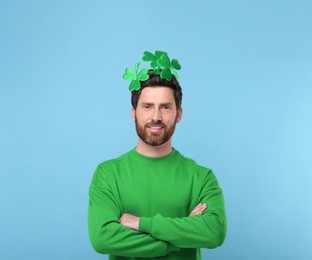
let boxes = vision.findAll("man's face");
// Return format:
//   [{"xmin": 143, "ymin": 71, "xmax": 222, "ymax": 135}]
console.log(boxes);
[{"xmin": 132, "ymin": 87, "xmax": 182, "ymax": 146}]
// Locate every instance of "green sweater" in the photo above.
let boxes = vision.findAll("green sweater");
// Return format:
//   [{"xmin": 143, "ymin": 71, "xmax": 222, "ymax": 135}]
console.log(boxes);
[{"xmin": 88, "ymin": 148, "xmax": 227, "ymax": 259}]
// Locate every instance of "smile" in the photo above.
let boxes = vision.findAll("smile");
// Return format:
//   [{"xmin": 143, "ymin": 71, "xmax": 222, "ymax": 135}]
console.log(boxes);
[{"xmin": 148, "ymin": 126, "xmax": 164, "ymax": 133}]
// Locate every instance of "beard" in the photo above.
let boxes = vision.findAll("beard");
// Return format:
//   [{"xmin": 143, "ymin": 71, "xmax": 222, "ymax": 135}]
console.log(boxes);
[{"xmin": 134, "ymin": 116, "xmax": 178, "ymax": 146}]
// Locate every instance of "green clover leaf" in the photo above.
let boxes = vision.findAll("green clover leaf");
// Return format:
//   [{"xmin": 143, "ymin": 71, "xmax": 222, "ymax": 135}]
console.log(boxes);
[
  {"xmin": 123, "ymin": 50, "xmax": 182, "ymax": 91},
  {"xmin": 155, "ymin": 50, "xmax": 167, "ymax": 57},
  {"xmin": 157, "ymin": 53, "xmax": 171, "ymax": 68},
  {"xmin": 129, "ymin": 80, "xmax": 141, "ymax": 91},
  {"xmin": 160, "ymin": 68, "xmax": 172, "ymax": 81},
  {"xmin": 123, "ymin": 62, "xmax": 149, "ymax": 91},
  {"xmin": 171, "ymin": 59, "xmax": 181, "ymax": 70},
  {"xmin": 142, "ymin": 51, "xmax": 157, "ymax": 62},
  {"xmin": 142, "ymin": 50, "xmax": 181, "ymax": 80},
  {"xmin": 123, "ymin": 68, "xmax": 135, "ymax": 80},
  {"xmin": 137, "ymin": 68, "xmax": 149, "ymax": 81},
  {"xmin": 142, "ymin": 51, "xmax": 159, "ymax": 68}
]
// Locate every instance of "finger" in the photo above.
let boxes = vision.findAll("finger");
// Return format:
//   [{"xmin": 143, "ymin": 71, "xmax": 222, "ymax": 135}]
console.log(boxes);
[
  {"xmin": 193, "ymin": 203, "xmax": 203, "ymax": 211},
  {"xmin": 190, "ymin": 203, "xmax": 207, "ymax": 216},
  {"xmin": 196, "ymin": 203, "xmax": 207, "ymax": 213},
  {"xmin": 200, "ymin": 204, "xmax": 207, "ymax": 213},
  {"xmin": 189, "ymin": 204, "xmax": 201, "ymax": 216},
  {"xmin": 190, "ymin": 204, "xmax": 204, "ymax": 216}
]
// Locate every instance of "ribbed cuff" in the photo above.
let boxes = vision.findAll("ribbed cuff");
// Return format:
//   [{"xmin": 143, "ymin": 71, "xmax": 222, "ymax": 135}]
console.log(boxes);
[{"xmin": 139, "ymin": 217, "xmax": 153, "ymax": 233}]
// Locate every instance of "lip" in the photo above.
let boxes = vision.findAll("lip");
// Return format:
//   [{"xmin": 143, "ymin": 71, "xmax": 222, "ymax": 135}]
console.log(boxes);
[{"xmin": 148, "ymin": 126, "xmax": 164, "ymax": 133}]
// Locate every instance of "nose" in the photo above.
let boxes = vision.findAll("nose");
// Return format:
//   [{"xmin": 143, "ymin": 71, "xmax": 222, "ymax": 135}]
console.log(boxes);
[{"xmin": 151, "ymin": 108, "xmax": 162, "ymax": 121}]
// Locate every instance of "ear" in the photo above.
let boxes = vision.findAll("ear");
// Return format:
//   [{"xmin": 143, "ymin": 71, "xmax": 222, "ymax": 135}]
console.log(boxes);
[
  {"xmin": 176, "ymin": 106, "xmax": 183, "ymax": 123},
  {"xmin": 131, "ymin": 107, "xmax": 136, "ymax": 122}
]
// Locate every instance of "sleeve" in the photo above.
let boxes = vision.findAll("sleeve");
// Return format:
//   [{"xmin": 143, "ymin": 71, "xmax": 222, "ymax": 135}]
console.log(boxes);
[
  {"xmin": 88, "ymin": 165, "xmax": 179, "ymax": 258},
  {"xmin": 138, "ymin": 170, "xmax": 227, "ymax": 249}
]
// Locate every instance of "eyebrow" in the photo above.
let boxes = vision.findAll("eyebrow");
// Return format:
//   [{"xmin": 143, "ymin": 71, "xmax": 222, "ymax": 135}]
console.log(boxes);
[
  {"xmin": 141, "ymin": 102, "xmax": 173, "ymax": 106},
  {"xmin": 140, "ymin": 102, "xmax": 173, "ymax": 106},
  {"xmin": 160, "ymin": 103, "xmax": 173, "ymax": 107}
]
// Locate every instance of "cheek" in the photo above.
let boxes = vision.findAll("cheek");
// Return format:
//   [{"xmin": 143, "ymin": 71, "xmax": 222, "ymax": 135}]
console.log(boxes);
[
  {"xmin": 135, "ymin": 112, "xmax": 150, "ymax": 124},
  {"xmin": 164, "ymin": 114, "xmax": 178, "ymax": 124}
]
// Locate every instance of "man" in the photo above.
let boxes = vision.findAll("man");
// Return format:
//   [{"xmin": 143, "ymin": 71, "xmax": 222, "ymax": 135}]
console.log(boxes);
[{"xmin": 88, "ymin": 51, "xmax": 227, "ymax": 260}]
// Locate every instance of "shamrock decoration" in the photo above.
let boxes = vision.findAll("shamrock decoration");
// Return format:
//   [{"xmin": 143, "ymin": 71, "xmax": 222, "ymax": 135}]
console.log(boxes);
[
  {"xmin": 142, "ymin": 50, "xmax": 181, "ymax": 81},
  {"xmin": 123, "ymin": 50, "xmax": 181, "ymax": 91},
  {"xmin": 123, "ymin": 62, "xmax": 149, "ymax": 91}
]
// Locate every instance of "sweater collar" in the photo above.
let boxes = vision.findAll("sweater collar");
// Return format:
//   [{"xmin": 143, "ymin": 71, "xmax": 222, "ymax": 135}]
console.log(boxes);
[{"xmin": 130, "ymin": 147, "xmax": 178, "ymax": 163}]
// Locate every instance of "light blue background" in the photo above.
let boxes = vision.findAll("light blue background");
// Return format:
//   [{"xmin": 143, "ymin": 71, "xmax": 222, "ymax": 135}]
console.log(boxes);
[{"xmin": 1, "ymin": 0, "xmax": 311, "ymax": 259}]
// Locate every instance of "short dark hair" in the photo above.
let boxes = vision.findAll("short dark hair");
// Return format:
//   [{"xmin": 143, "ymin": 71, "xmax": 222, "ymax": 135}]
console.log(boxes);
[{"xmin": 131, "ymin": 71, "xmax": 183, "ymax": 109}]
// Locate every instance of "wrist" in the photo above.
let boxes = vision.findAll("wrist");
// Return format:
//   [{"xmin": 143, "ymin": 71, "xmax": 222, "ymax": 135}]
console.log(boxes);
[{"xmin": 139, "ymin": 216, "xmax": 153, "ymax": 233}]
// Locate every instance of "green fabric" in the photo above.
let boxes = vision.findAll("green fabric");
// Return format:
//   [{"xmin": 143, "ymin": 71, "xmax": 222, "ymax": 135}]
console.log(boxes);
[
  {"xmin": 123, "ymin": 50, "xmax": 181, "ymax": 91},
  {"xmin": 88, "ymin": 148, "xmax": 227, "ymax": 259}
]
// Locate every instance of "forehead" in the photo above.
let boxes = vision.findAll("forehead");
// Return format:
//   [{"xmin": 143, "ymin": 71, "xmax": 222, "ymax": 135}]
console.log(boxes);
[{"xmin": 138, "ymin": 87, "xmax": 175, "ymax": 104}]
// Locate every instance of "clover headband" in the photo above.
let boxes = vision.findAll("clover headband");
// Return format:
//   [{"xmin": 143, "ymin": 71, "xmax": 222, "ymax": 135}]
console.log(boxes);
[{"xmin": 123, "ymin": 50, "xmax": 181, "ymax": 91}]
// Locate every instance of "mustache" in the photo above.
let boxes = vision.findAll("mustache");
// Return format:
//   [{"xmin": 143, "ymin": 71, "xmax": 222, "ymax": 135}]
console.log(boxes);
[{"xmin": 145, "ymin": 120, "xmax": 166, "ymax": 128}]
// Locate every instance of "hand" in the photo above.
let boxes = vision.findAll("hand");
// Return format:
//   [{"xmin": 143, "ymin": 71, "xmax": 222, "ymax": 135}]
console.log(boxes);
[
  {"xmin": 119, "ymin": 213, "xmax": 140, "ymax": 231},
  {"xmin": 189, "ymin": 203, "xmax": 207, "ymax": 216}
]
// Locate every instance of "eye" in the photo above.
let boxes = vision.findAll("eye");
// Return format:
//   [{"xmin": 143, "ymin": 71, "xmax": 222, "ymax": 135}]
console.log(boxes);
[
  {"xmin": 143, "ymin": 104, "xmax": 151, "ymax": 110},
  {"xmin": 161, "ymin": 105, "xmax": 171, "ymax": 110}
]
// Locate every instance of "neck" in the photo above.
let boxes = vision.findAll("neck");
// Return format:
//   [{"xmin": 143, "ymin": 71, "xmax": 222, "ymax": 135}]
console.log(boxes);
[{"xmin": 136, "ymin": 138, "xmax": 173, "ymax": 158}]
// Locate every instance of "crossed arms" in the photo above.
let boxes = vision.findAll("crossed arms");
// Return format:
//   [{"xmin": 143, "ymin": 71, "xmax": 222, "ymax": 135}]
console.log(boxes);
[
  {"xmin": 119, "ymin": 203, "xmax": 208, "ymax": 230},
  {"xmin": 88, "ymin": 166, "xmax": 227, "ymax": 258}
]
